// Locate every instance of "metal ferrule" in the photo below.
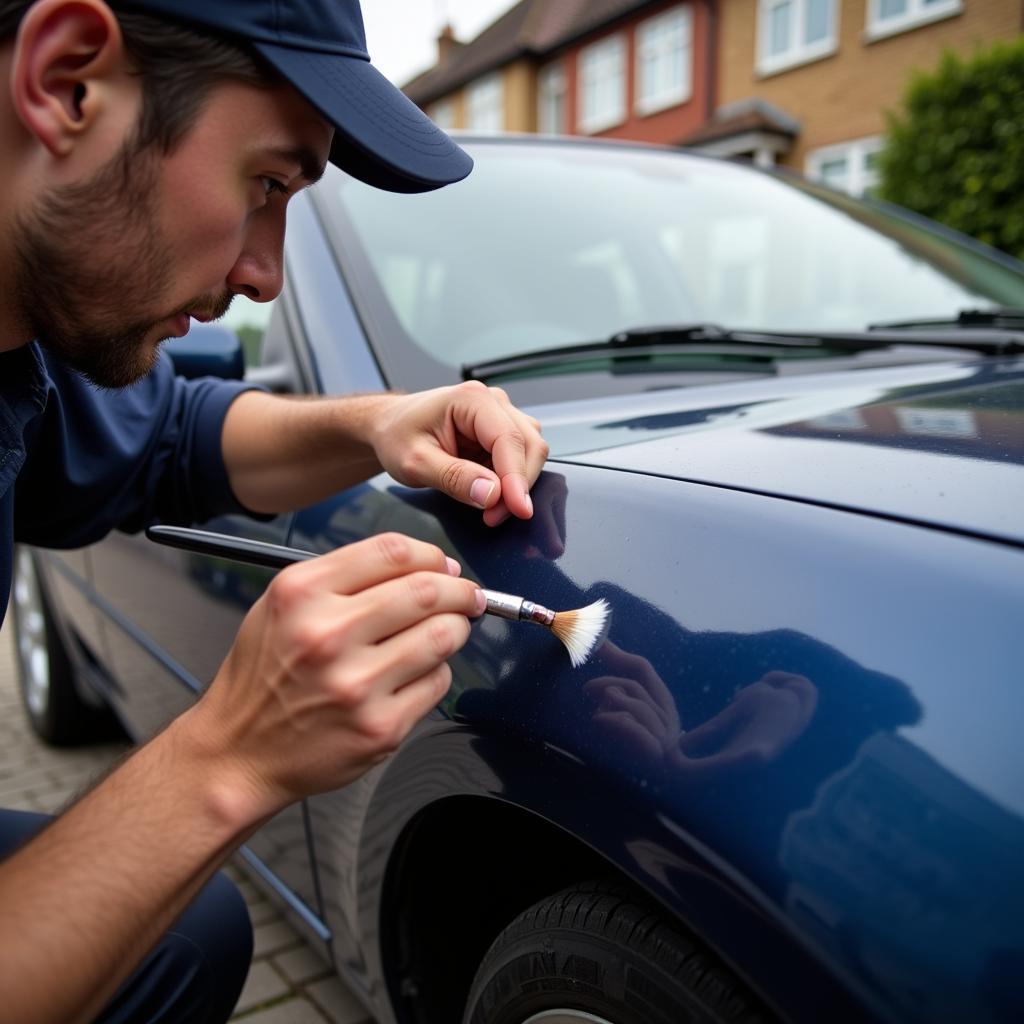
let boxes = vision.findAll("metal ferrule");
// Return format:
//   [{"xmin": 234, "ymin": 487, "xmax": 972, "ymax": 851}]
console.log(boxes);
[
  {"xmin": 482, "ymin": 589, "xmax": 554, "ymax": 626},
  {"xmin": 519, "ymin": 600, "xmax": 556, "ymax": 627}
]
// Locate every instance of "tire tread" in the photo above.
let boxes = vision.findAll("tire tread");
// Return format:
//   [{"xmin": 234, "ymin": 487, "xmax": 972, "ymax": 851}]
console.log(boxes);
[{"xmin": 465, "ymin": 878, "xmax": 771, "ymax": 1024}]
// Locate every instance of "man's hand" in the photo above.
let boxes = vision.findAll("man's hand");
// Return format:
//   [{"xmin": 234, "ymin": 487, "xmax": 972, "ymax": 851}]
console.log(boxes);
[
  {"xmin": 184, "ymin": 532, "xmax": 484, "ymax": 822},
  {"xmin": 370, "ymin": 381, "xmax": 549, "ymax": 526},
  {"xmin": 586, "ymin": 646, "xmax": 817, "ymax": 776},
  {"xmin": 222, "ymin": 383, "xmax": 548, "ymax": 521}
]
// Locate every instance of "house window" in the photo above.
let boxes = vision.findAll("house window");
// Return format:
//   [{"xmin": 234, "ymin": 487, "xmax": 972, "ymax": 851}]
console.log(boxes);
[
  {"xmin": 805, "ymin": 136, "xmax": 884, "ymax": 196},
  {"xmin": 467, "ymin": 73, "xmax": 504, "ymax": 133},
  {"xmin": 537, "ymin": 63, "xmax": 566, "ymax": 134},
  {"xmin": 635, "ymin": 5, "xmax": 693, "ymax": 115},
  {"xmin": 865, "ymin": 0, "xmax": 962, "ymax": 41},
  {"xmin": 757, "ymin": 0, "xmax": 838, "ymax": 76},
  {"xmin": 430, "ymin": 98, "xmax": 456, "ymax": 131},
  {"xmin": 578, "ymin": 34, "xmax": 626, "ymax": 134}
]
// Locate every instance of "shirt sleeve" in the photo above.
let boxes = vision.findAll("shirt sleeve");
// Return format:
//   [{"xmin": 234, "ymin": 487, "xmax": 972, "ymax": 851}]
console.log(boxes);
[{"xmin": 14, "ymin": 350, "xmax": 267, "ymax": 548}]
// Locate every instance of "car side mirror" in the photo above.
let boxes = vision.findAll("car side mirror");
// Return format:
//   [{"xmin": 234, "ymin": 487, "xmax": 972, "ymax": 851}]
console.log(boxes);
[{"xmin": 163, "ymin": 323, "xmax": 244, "ymax": 380}]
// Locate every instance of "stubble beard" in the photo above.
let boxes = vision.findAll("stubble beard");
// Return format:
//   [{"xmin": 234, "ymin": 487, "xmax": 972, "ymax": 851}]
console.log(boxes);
[{"xmin": 12, "ymin": 141, "xmax": 230, "ymax": 390}]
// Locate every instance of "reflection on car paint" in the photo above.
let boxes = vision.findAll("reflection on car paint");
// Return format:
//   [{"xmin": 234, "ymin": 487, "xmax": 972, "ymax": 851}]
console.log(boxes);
[{"xmin": 285, "ymin": 456, "xmax": 1024, "ymax": 1022}]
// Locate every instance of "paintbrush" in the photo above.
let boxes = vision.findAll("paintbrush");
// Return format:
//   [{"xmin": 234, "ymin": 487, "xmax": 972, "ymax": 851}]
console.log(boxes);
[
  {"xmin": 146, "ymin": 526, "xmax": 609, "ymax": 668},
  {"xmin": 479, "ymin": 590, "xmax": 608, "ymax": 667}
]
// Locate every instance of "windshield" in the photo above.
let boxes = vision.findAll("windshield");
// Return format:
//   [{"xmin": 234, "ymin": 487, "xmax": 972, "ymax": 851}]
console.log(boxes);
[{"xmin": 322, "ymin": 140, "xmax": 1024, "ymax": 375}]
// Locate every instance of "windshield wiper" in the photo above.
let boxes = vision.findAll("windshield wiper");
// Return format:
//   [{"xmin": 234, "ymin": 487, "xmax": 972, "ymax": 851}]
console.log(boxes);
[
  {"xmin": 462, "ymin": 321, "xmax": 1024, "ymax": 381},
  {"xmin": 462, "ymin": 324, "xmax": 805, "ymax": 381},
  {"xmin": 870, "ymin": 307, "xmax": 1024, "ymax": 331}
]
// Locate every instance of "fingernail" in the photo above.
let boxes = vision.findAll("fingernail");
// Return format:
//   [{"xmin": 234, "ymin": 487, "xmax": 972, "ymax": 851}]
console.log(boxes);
[
  {"xmin": 474, "ymin": 588, "xmax": 486, "ymax": 615},
  {"xmin": 470, "ymin": 478, "xmax": 495, "ymax": 509},
  {"xmin": 523, "ymin": 491, "xmax": 533, "ymax": 516},
  {"xmin": 446, "ymin": 557, "xmax": 461, "ymax": 576}
]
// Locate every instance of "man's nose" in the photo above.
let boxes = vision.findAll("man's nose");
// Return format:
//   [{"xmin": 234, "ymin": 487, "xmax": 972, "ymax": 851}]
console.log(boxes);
[{"xmin": 226, "ymin": 211, "xmax": 286, "ymax": 303}]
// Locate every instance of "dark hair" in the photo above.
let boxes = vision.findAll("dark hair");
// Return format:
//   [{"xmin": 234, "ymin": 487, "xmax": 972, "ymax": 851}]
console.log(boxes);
[{"xmin": 0, "ymin": 0, "xmax": 276, "ymax": 152}]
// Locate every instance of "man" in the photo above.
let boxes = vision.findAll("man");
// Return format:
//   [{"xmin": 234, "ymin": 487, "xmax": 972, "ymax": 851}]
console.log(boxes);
[{"xmin": 0, "ymin": 1, "xmax": 548, "ymax": 1021}]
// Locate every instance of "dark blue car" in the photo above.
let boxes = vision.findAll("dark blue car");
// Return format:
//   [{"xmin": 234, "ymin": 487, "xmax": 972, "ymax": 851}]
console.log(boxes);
[{"xmin": 12, "ymin": 136, "xmax": 1024, "ymax": 1024}]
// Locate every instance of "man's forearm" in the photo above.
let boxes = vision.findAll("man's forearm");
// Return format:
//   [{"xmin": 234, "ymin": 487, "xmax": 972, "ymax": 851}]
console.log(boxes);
[
  {"xmin": 0, "ymin": 710, "xmax": 260, "ymax": 1024},
  {"xmin": 221, "ymin": 390, "xmax": 398, "ymax": 514}
]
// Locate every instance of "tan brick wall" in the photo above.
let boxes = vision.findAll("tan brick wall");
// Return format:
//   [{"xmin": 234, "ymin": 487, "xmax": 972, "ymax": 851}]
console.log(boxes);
[
  {"xmin": 719, "ymin": 0, "xmax": 1023, "ymax": 170},
  {"xmin": 452, "ymin": 91, "xmax": 467, "ymax": 130},
  {"xmin": 504, "ymin": 59, "xmax": 537, "ymax": 131},
  {"xmin": 429, "ymin": 90, "xmax": 468, "ymax": 130},
  {"xmin": 435, "ymin": 61, "xmax": 535, "ymax": 132}
]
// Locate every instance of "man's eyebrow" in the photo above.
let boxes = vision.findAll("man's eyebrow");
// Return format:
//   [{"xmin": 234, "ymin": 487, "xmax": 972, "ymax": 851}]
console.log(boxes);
[{"xmin": 268, "ymin": 146, "xmax": 327, "ymax": 185}]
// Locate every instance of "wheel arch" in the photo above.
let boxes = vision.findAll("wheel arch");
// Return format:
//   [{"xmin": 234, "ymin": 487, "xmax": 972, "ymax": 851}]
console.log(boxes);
[
  {"xmin": 355, "ymin": 725, "xmax": 850, "ymax": 1024},
  {"xmin": 381, "ymin": 794, "xmax": 612, "ymax": 1023}
]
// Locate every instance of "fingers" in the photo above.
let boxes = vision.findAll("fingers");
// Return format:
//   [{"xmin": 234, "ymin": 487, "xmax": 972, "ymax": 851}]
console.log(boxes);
[
  {"xmin": 340, "ymin": 571, "xmax": 484, "ymax": 647},
  {"xmin": 595, "ymin": 642, "xmax": 676, "ymax": 718},
  {"xmin": 375, "ymin": 662, "xmax": 454, "ymax": 735},
  {"xmin": 202, "ymin": 529, "xmax": 480, "ymax": 813},
  {"xmin": 587, "ymin": 679, "xmax": 668, "ymax": 739},
  {"xmin": 449, "ymin": 382, "xmax": 549, "ymax": 523},
  {"xmin": 760, "ymin": 671, "xmax": 817, "ymax": 729},
  {"xmin": 374, "ymin": 382, "xmax": 549, "ymax": 525},
  {"xmin": 362, "ymin": 611, "xmax": 473, "ymax": 695},
  {"xmin": 592, "ymin": 710, "xmax": 665, "ymax": 760},
  {"xmin": 676, "ymin": 674, "xmax": 812, "ymax": 764},
  {"xmin": 275, "ymin": 532, "xmax": 457, "ymax": 599}
]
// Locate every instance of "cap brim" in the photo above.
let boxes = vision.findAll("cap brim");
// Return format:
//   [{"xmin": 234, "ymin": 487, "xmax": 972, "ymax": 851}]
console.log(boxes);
[{"xmin": 254, "ymin": 42, "xmax": 473, "ymax": 194}]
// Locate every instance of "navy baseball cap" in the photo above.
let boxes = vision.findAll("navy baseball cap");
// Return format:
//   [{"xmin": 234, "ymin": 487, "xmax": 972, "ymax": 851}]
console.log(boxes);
[{"xmin": 120, "ymin": 0, "xmax": 473, "ymax": 193}]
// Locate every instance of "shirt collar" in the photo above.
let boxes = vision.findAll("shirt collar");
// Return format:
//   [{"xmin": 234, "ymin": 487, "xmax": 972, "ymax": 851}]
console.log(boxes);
[{"xmin": 0, "ymin": 342, "xmax": 51, "ymax": 451}]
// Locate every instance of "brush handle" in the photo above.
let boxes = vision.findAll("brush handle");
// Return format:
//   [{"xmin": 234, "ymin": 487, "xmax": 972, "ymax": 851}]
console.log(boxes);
[{"xmin": 147, "ymin": 525, "xmax": 315, "ymax": 568}]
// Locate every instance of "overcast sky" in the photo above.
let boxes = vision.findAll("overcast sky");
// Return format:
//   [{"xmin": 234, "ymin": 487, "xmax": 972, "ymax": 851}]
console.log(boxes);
[{"xmin": 362, "ymin": 0, "xmax": 520, "ymax": 86}]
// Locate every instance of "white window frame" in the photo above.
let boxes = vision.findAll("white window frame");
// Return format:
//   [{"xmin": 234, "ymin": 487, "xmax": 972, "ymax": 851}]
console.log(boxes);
[
  {"xmin": 864, "ymin": 0, "xmax": 962, "ymax": 42},
  {"xmin": 635, "ymin": 5, "xmax": 693, "ymax": 116},
  {"xmin": 756, "ymin": 0, "xmax": 839, "ymax": 77},
  {"xmin": 577, "ymin": 34, "xmax": 626, "ymax": 134},
  {"xmin": 537, "ymin": 62, "xmax": 567, "ymax": 135},
  {"xmin": 895, "ymin": 406, "xmax": 977, "ymax": 438},
  {"xmin": 429, "ymin": 97, "xmax": 456, "ymax": 131},
  {"xmin": 466, "ymin": 72, "xmax": 504, "ymax": 133},
  {"xmin": 805, "ymin": 135, "xmax": 885, "ymax": 196}
]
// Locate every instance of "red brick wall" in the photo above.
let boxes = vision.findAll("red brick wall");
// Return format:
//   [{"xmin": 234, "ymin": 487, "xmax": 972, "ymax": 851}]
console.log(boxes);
[{"xmin": 558, "ymin": 0, "xmax": 711, "ymax": 145}]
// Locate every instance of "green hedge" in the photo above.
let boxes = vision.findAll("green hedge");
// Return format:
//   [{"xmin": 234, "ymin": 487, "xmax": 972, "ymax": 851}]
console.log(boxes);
[{"xmin": 878, "ymin": 37, "xmax": 1024, "ymax": 261}]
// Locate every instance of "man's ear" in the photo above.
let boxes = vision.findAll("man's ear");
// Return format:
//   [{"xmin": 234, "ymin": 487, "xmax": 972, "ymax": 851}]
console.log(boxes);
[{"xmin": 10, "ymin": 0, "xmax": 126, "ymax": 157}]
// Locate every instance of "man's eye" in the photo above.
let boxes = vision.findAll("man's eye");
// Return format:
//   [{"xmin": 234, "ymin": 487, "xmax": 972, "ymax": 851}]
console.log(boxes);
[{"xmin": 261, "ymin": 177, "xmax": 289, "ymax": 198}]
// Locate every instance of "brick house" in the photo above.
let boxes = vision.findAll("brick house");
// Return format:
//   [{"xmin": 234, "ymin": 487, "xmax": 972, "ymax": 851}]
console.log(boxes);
[
  {"xmin": 696, "ymin": 0, "xmax": 1022, "ymax": 192},
  {"xmin": 403, "ymin": 0, "xmax": 715, "ymax": 147},
  {"xmin": 403, "ymin": 0, "xmax": 1022, "ymax": 194}
]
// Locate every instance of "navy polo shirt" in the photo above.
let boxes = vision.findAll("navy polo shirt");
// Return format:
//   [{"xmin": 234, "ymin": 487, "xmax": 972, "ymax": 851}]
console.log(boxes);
[{"xmin": 0, "ymin": 342, "xmax": 257, "ymax": 626}]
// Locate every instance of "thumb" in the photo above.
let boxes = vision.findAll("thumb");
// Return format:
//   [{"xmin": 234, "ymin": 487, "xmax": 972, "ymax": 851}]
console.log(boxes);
[{"xmin": 421, "ymin": 448, "xmax": 501, "ymax": 510}]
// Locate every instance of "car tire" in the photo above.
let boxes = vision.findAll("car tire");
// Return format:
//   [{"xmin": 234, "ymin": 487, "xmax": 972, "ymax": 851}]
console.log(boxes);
[
  {"xmin": 10, "ymin": 546, "xmax": 121, "ymax": 746},
  {"xmin": 463, "ymin": 879, "xmax": 770, "ymax": 1024}
]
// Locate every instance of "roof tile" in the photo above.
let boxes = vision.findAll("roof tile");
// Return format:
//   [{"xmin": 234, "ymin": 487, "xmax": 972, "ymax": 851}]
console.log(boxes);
[{"xmin": 403, "ymin": 0, "xmax": 655, "ymax": 105}]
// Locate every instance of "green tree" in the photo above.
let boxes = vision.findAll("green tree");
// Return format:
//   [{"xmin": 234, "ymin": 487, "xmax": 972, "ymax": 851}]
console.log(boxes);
[
  {"xmin": 235, "ymin": 324, "xmax": 264, "ymax": 367},
  {"xmin": 879, "ymin": 37, "xmax": 1024, "ymax": 261}
]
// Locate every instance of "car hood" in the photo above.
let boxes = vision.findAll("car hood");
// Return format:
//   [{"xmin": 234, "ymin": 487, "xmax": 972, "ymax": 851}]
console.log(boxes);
[{"xmin": 538, "ymin": 357, "xmax": 1024, "ymax": 547}]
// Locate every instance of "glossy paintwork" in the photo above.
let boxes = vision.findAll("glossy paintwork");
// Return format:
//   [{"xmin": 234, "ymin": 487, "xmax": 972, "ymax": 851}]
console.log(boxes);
[
  {"xmin": 544, "ymin": 357, "xmax": 1024, "ymax": 546},
  {"xmin": 286, "ymin": 180, "xmax": 1024, "ymax": 1023},
  {"xmin": 288, "ymin": 456, "xmax": 1024, "ymax": 1024}
]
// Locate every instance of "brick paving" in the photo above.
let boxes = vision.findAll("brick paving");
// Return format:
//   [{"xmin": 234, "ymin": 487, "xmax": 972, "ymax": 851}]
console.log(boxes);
[{"xmin": 0, "ymin": 623, "xmax": 374, "ymax": 1023}]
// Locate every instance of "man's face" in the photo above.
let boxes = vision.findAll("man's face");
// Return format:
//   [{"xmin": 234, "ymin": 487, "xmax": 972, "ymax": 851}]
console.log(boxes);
[{"xmin": 12, "ymin": 80, "xmax": 331, "ymax": 389}]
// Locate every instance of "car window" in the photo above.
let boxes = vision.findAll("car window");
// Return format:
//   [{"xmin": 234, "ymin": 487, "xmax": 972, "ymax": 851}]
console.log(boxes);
[{"xmin": 325, "ymin": 143, "xmax": 1024, "ymax": 372}]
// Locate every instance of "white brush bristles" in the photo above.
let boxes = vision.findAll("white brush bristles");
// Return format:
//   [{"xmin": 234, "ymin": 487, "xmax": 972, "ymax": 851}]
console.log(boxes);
[{"xmin": 551, "ymin": 598, "xmax": 610, "ymax": 668}]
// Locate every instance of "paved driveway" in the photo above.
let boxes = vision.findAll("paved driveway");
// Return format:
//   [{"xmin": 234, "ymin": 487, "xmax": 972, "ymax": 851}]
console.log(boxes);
[{"xmin": 0, "ymin": 623, "xmax": 373, "ymax": 1023}]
